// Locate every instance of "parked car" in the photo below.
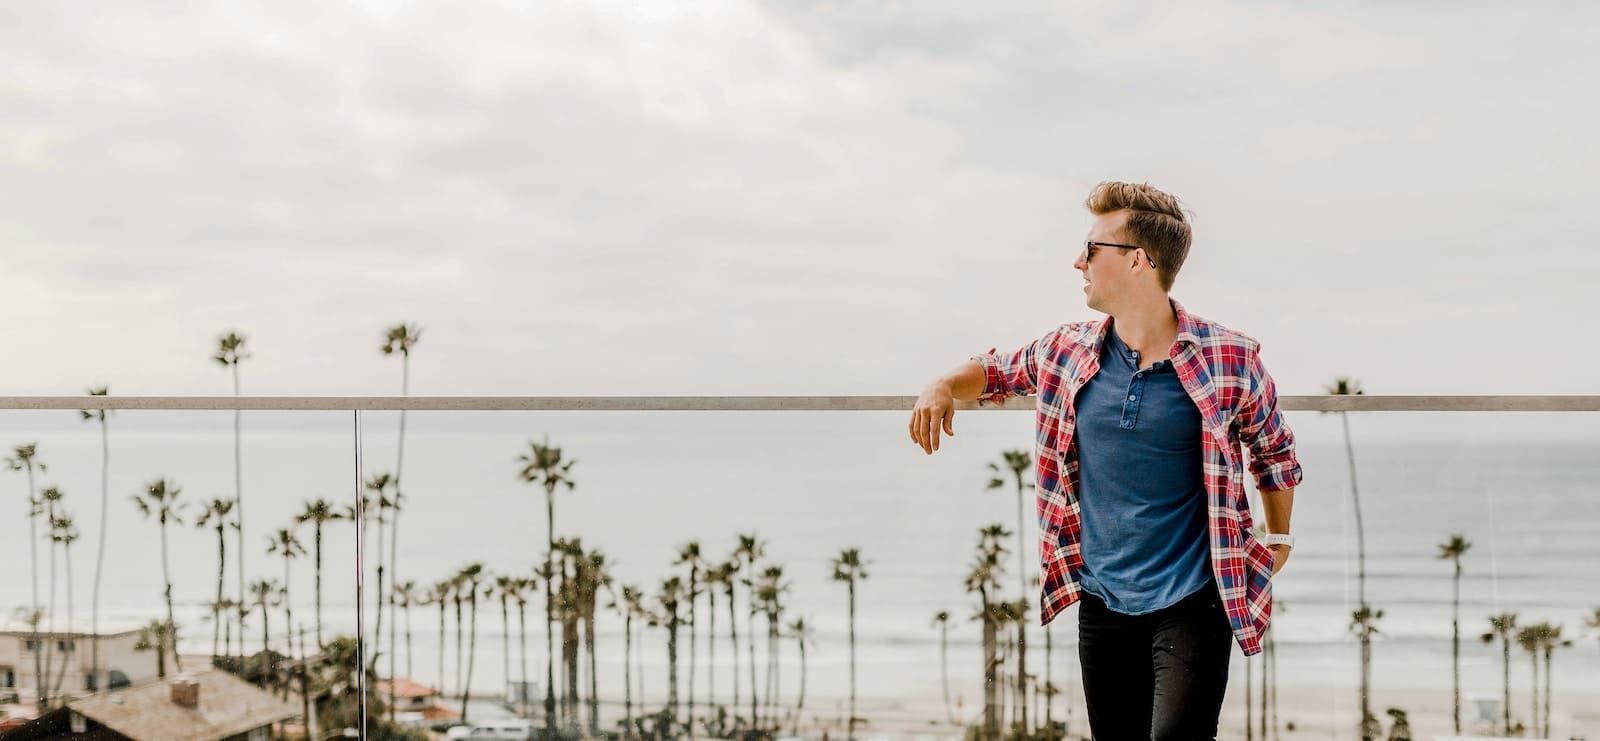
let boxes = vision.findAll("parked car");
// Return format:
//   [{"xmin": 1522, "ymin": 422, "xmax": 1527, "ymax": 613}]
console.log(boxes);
[{"xmin": 445, "ymin": 719, "xmax": 536, "ymax": 740}]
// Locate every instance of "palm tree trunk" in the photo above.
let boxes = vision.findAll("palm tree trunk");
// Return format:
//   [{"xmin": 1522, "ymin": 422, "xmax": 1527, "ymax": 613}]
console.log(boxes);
[
  {"xmin": 463, "ymin": 591, "xmax": 480, "ymax": 724},
  {"xmin": 544, "ymin": 491, "xmax": 557, "ymax": 734},
  {"xmin": 232, "ymin": 366, "xmax": 246, "ymax": 657},
  {"xmin": 390, "ymin": 357, "xmax": 407, "ymax": 727},
  {"xmin": 1536, "ymin": 646, "xmax": 1548, "ymax": 739},
  {"xmin": 941, "ymin": 621, "xmax": 954, "ymax": 725},
  {"xmin": 1013, "ymin": 479, "xmax": 1028, "ymax": 736},
  {"xmin": 517, "ymin": 600, "xmax": 529, "ymax": 718},
  {"xmin": 686, "ymin": 571, "xmax": 697, "ymax": 735},
  {"xmin": 91, "ymin": 419, "xmax": 109, "ymax": 694},
  {"xmin": 44, "ymin": 498, "xmax": 57, "ymax": 708},
  {"xmin": 1501, "ymin": 636, "xmax": 1511, "ymax": 734},
  {"xmin": 1042, "ymin": 624, "xmax": 1052, "ymax": 730},
  {"xmin": 623, "ymin": 612, "xmax": 633, "ymax": 737},
  {"xmin": 455, "ymin": 593, "xmax": 466, "ymax": 720},
  {"xmin": 314, "ymin": 524, "xmax": 324, "ymax": 648},
  {"xmin": 564, "ymin": 587, "xmax": 579, "ymax": 727},
  {"xmin": 23, "ymin": 465, "xmax": 43, "ymax": 711},
  {"xmin": 746, "ymin": 559, "xmax": 758, "ymax": 731},
  {"xmin": 50, "ymin": 543, "xmax": 75, "ymax": 699},
  {"xmin": 847, "ymin": 580, "xmax": 857, "ymax": 741},
  {"xmin": 374, "ymin": 512, "xmax": 385, "ymax": 682},
  {"xmin": 794, "ymin": 633, "xmax": 807, "ymax": 735},
  {"xmin": 981, "ymin": 593, "xmax": 998, "ymax": 741},
  {"xmin": 1245, "ymin": 651, "xmax": 1255, "ymax": 741},
  {"xmin": 282, "ymin": 558, "xmax": 294, "ymax": 701},
  {"xmin": 213, "ymin": 527, "xmax": 226, "ymax": 658},
  {"xmin": 436, "ymin": 598, "xmax": 448, "ymax": 698},
  {"xmin": 160, "ymin": 521, "xmax": 182, "ymax": 674},
  {"xmin": 586, "ymin": 602, "xmax": 599, "ymax": 735},
  {"xmin": 1451, "ymin": 562, "xmax": 1461, "ymax": 734},
  {"xmin": 500, "ymin": 593, "xmax": 511, "ymax": 717},
  {"xmin": 667, "ymin": 615, "xmax": 680, "ymax": 727},
  {"xmin": 405, "ymin": 599, "xmax": 414, "ymax": 687},
  {"xmin": 728, "ymin": 585, "xmax": 740, "ymax": 726},
  {"xmin": 707, "ymin": 587, "xmax": 717, "ymax": 715},
  {"xmin": 1528, "ymin": 649, "xmax": 1539, "ymax": 738},
  {"xmin": 259, "ymin": 602, "xmax": 270, "ymax": 686}
]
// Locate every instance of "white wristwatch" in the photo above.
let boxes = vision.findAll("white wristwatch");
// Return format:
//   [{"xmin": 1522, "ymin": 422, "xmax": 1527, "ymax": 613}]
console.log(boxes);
[{"xmin": 1263, "ymin": 532, "xmax": 1294, "ymax": 549}]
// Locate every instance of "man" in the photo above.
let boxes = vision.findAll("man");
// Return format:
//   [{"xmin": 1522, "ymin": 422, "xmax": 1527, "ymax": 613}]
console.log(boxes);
[{"xmin": 909, "ymin": 181, "xmax": 1303, "ymax": 739}]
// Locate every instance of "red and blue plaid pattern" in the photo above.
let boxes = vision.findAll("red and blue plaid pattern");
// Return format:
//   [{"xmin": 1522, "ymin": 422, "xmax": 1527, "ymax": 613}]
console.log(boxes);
[{"xmin": 975, "ymin": 299, "xmax": 1302, "ymax": 656}]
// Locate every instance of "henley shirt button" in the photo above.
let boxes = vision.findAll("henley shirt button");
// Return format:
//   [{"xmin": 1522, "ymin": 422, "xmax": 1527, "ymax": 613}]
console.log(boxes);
[{"xmin": 1128, "ymin": 395, "xmax": 1137, "ymax": 401}]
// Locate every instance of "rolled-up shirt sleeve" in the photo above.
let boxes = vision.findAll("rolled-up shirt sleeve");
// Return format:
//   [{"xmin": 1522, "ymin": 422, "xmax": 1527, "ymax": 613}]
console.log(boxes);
[
  {"xmin": 972, "ymin": 337, "xmax": 1044, "ymax": 407},
  {"xmin": 1235, "ymin": 346, "xmax": 1303, "ymax": 491}
]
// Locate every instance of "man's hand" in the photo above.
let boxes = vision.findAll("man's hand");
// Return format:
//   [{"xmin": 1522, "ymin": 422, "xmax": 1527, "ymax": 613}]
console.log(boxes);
[
  {"xmin": 1269, "ymin": 545, "xmax": 1291, "ymax": 575},
  {"xmin": 910, "ymin": 380, "xmax": 957, "ymax": 454}
]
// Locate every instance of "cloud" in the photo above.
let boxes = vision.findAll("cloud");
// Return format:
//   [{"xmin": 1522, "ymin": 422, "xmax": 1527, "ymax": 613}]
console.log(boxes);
[{"xmin": 0, "ymin": 0, "xmax": 1596, "ymax": 397}]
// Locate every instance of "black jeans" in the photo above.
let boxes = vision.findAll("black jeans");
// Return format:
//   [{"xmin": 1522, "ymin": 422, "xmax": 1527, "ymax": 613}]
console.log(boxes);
[{"xmin": 1077, "ymin": 584, "xmax": 1233, "ymax": 740}]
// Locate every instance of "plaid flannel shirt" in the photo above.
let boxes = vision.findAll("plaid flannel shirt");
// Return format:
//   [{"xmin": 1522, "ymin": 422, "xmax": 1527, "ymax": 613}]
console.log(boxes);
[{"xmin": 974, "ymin": 299, "xmax": 1302, "ymax": 655}]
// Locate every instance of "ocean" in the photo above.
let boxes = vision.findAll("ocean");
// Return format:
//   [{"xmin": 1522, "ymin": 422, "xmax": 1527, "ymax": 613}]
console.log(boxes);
[{"xmin": 1, "ymin": 407, "xmax": 1596, "ymax": 728}]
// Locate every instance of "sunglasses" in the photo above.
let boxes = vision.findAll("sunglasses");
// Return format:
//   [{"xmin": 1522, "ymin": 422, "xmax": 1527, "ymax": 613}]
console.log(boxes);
[{"xmin": 1083, "ymin": 240, "xmax": 1156, "ymax": 267}]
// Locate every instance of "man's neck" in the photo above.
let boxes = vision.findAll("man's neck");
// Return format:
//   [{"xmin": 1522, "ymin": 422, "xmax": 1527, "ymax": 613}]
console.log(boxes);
[{"xmin": 1109, "ymin": 293, "xmax": 1179, "ymax": 357}]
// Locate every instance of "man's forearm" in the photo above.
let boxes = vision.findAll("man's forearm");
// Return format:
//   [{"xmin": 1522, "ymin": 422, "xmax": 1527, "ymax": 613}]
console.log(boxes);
[
  {"xmin": 1260, "ymin": 487, "xmax": 1295, "ymax": 534},
  {"xmin": 938, "ymin": 359, "xmax": 988, "ymax": 401}
]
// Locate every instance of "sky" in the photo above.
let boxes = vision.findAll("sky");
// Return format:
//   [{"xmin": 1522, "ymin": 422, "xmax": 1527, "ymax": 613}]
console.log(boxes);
[{"xmin": 2, "ymin": 0, "xmax": 1598, "ymax": 398}]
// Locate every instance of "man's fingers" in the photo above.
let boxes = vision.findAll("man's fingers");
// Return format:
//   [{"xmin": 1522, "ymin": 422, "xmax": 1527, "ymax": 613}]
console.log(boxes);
[
  {"xmin": 942, "ymin": 407, "xmax": 955, "ymax": 437},
  {"xmin": 927, "ymin": 416, "xmax": 941, "ymax": 452}
]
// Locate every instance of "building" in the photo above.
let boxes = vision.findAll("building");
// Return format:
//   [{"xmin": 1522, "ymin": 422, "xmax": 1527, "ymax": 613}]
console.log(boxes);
[
  {"xmin": 375, "ymin": 677, "xmax": 459, "ymax": 726},
  {"xmin": 0, "ymin": 620, "xmax": 161, "ymax": 708},
  {"xmin": 0, "ymin": 670, "xmax": 297, "ymax": 740}
]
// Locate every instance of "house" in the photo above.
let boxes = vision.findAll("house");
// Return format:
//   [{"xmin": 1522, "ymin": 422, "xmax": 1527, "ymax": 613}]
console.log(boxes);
[
  {"xmin": 0, "ymin": 670, "xmax": 297, "ymax": 740},
  {"xmin": 376, "ymin": 677, "xmax": 459, "ymax": 726},
  {"xmin": 0, "ymin": 619, "xmax": 161, "ymax": 707}
]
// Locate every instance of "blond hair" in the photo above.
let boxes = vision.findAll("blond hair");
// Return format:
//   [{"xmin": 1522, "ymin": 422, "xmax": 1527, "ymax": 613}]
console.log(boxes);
[{"xmin": 1084, "ymin": 181, "xmax": 1191, "ymax": 291}]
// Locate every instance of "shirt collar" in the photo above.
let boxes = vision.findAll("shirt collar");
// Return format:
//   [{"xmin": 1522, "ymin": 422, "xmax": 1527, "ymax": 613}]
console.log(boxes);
[{"xmin": 1077, "ymin": 297, "xmax": 1202, "ymax": 353}]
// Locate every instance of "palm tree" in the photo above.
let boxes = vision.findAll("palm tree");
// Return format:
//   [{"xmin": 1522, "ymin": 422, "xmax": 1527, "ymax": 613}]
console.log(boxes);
[
  {"xmin": 48, "ymin": 512, "xmax": 80, "ymax": 699},
  {"xmin": 494, "ymin": 574, "xmax": 517, "ymax": 718},
  {"xmin": 674, "ymin": 541, "xmax": 703, "ymax": 732},
  {"xmin": 555, "ymin": 538, "xmax": 581, "ymax": 727},
  {"xmin": 583, "ymin": 549, "xmax": 613, "ymax": 735},
  {"xmin": 133, "ymin": 477, "xmax": 186, "ymax": 675},
  {"xmin": 1325, "ymin": 377, "xmax": 1373, "ymax": 739},
  {"xmin": 38, "ymin": 485, "xmax": 65, "ymax": 706},
  {"xmin": 214, "ymin": 331, "xmax": 250, "ymax": 638},
  {"xmin": 380, "ymin": 322, "xmax": 419, "ymax": 724},
  {"xmin": 458, "ymin": 563, "xmax": 485, "ymax": 723},
  {"xmin": 933, "ymin": 611, "xmax": 956, "ymax": 725},
  {"xmin": 426, "ymin": 579, "xmax": 452, "ymax": 698},
  {"xmin": 986, "ymin": 449, "xmax": 1032, "ymax": 733},
  {"xmin": 393, "ymin": 580, "xmax": 418, "ymax": 685},
  {"xmin": 787, "ymin": 616, "xmax": 814, "ymax": 735},
  {"xmin": 718, "ymin": 556, "xmax": 743, "ymax": 728},
  {"xmin": 7, "ymin": 442, "xmax": 47, "ymax": 708},
  {"xmin": 363, "ymin": 473, "xmax": 395, "ymax": 676},
  {"xmin": 1436, "ymin": 534, "xmax": 1471, "ymax": 733},
  {"xmin": 1349, "ymin": 604, "xmax": 1383, "ymax": 739},
  {"xmin": 134, "ymin": 619, "xmax": 173, "ymax": 679},
  {"xmin": 267, "ymin": 528, "xmax": 306, "ymax": 660},
  {"xmin": 966, "ymin": 524, "xmax": 1009, "ymax": 741},
  {"xmin": 516, "ymin": 438, "xmax": 577, "ymax": 734},
  {"xmin": 616, "ymin": 585, "xmax": 643, "ymax": 737},
  {"xmin": 1538, "ymin": 623, "xmax": 1569, "ymax": 736},
  {"xmin": 702, "ymin": 560, "xmax": 735, "ymax": 720},
  {"xmin": 757, "ymin": 564, "xmax": 790, "ymax": 731},
  {"xmin": 831, "ymin": 548, "xmax": 868, "ymax": 741},
  {"xmin": 249, "ymin": 578, "xmax": 282, "ymax": 685},
  {"xmin": 1481, "ymin": 612, "xmax": 1517, "ymax": 735},
  {"xmin": 515, "ymin": 576, "xmax": 537, "ymax": 719},
  {"xmin": 79, "ymin": 386, "xmax": 112, "ymax": 694},
  {"xmin": 295, "ymin": 498, "xmax": 344, "ymax": 648},
  {"xmin": 658, "ymin": 575, "xmax": 685, "ymax": 729},
  {"xmin": 1516, "ymin": 624, "xmax": 1541, "ymax": 736},
  {"xmin": 735, "ymin": 533, "xmax": 766, "ymax": 729},
  {"xmin": 195, "ymin": 497, "xmax": 237, "ymax": 658}
]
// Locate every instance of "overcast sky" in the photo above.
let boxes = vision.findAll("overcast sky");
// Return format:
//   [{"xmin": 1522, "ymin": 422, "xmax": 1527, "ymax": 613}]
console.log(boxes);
[{"xmin": 2, "ymin": 0, "xmax": 1597, "ymax": 398}]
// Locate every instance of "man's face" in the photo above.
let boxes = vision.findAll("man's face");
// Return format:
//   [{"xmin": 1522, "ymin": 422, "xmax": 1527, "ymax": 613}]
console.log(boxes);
[{"xmin": 1074, "ymin": 209, "xmax": 1136, "ymax": 312}]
